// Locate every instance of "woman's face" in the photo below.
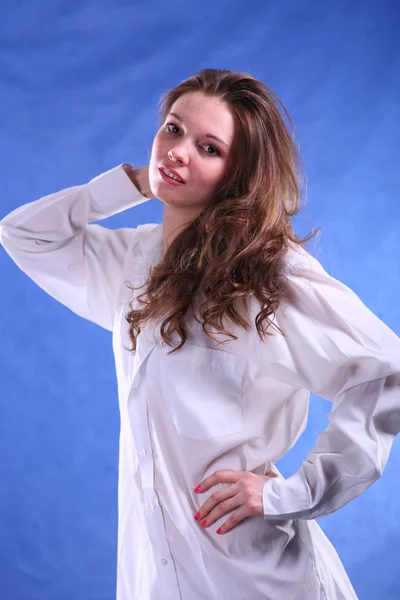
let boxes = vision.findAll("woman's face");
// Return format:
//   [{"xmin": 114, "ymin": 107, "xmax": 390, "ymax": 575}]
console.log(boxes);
[{"xmin": 149, "ymin": 91, "xmax": 235, "ymax": 211}]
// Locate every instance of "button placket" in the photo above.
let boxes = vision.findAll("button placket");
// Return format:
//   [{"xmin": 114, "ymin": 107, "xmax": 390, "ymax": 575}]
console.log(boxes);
[
  {"xmin": 121, "ymin": 242, "xmax": 181, "ymax": 599},
  {"xmin": 127, "ymin": 361, "xmax": 181, "ymax": 598}
]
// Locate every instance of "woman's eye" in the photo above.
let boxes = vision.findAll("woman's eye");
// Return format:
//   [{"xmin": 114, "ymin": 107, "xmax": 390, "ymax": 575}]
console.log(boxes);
[
  {"xmin": 166, "ymin": 122, "xmax": 180, "ymax": 134},
  {"xmin": 165, "ymin": 123, "xmax": 220, "ymax": 157},
  {"xmin": 203, "ymin": 145, "xmax": 219, "ymax": 156}
]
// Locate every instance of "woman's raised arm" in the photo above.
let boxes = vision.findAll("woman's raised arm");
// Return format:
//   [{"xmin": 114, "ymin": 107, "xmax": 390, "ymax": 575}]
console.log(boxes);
[{"xmin": 0, "ymin": 164, "xmax": 151, "ymax": 331}]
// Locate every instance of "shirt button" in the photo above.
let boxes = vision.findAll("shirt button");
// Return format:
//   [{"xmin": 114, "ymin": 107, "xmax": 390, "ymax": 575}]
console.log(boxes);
[
  {"xmin": 141, "ymin": 448, "xmax": 147, "ymax": 457},
  {"xmin": 132, "ymin": 389, "xmax": 140, "ymax": 398},
  {"xmin": 160, "ymin": 558, "xmax": 168, "ymax": 566},
  {"xmin": 149, "ymin": 503, "xmax": 155, "ymax": 512}
]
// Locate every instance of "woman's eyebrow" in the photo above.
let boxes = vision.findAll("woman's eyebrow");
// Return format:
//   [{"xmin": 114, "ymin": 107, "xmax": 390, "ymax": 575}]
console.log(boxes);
[{"xmin": 168, "ymin": 112, "xmax": 228, "ymax": 148}]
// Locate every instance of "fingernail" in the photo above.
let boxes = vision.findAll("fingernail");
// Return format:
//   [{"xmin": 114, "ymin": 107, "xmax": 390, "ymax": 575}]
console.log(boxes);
[
  {"xmin": 194, "ymin": 485, "xmax": 201, "ymax": 493},
  {"xmin": 216, "ymin": 528, "xmax": 222, "ymax": 535},
  {"xmin": 200, "ymin": 519, "xmax": 207, "ymax": 527},
  {"xmin": 194, "ymin": 512, "xmax": 201, "ymax": 520}
]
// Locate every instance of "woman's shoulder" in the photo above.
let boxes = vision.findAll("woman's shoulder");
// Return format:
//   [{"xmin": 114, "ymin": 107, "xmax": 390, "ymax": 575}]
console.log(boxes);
[
  {"xmin": 281, "ymin": 241, "xmax": 325, "ymax": 278},
  {"xmin": 136, "ymin": 222, "xmax": 160, "ymax": 233}
]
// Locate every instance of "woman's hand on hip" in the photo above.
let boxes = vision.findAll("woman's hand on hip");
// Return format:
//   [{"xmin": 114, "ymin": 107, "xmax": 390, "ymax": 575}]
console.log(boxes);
[{"xmin": 193, "ymin": 468, "xmax": 279, "ymax": 535}]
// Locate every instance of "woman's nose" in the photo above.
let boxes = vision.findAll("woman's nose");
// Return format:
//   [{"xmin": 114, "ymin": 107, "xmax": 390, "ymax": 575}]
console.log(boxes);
[{"xmin": 169, "ymin": 144, "xmax": 189, "ymax": 164}]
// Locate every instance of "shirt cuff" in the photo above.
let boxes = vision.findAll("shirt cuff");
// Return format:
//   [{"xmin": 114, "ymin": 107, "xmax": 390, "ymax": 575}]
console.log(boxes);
[
  {"xmin": 88, "ymin": 164, "xmax": 150, "ymax": 219},
  {"xmin": 262, "ymin": 471, "xmax": 312, "ymax": 520}
]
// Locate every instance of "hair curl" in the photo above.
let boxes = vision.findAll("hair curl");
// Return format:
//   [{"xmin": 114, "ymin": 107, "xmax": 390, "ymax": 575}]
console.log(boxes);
[{"xmin": 125, "ymin": 68, "xmax": 319, "ymax": 354}]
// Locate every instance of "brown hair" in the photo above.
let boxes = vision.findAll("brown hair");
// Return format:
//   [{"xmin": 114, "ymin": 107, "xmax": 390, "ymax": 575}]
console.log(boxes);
[{"xmin": 125, "ymin": 68, "xmax": 319, "ymax": 354}]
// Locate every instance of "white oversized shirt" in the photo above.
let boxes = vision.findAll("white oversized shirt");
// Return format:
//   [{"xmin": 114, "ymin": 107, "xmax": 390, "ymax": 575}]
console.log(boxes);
[{"xmin": 1, "ymin": 165, "xmax": 400, "ymax": 600}]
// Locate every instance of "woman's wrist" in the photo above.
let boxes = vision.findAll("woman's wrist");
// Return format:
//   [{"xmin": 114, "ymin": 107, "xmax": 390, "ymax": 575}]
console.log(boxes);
[{"xmin": 122, "ymin": 163, "xmax": 153, "ymax": 199}]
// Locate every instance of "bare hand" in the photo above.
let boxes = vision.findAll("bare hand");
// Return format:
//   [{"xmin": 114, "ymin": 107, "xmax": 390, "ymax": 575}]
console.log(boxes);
[
  {"xmin": 193, "ymin": 468, "xmax": 279, "ymax": 535},
  {"xmin": 122, "ymin": 163, "xmax": 153, "ymax": 199}
]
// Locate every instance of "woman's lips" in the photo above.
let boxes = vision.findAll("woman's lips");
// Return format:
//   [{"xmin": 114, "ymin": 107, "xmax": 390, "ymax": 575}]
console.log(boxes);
[{"xmin": 158, "ymin": 167, "xmax": 185, "ymax": 186}]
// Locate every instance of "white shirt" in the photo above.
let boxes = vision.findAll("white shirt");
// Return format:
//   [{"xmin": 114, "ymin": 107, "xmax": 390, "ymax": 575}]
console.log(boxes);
[{"xmin": 1, "ymin": 164, "xmax": 400, "ymax": 600}]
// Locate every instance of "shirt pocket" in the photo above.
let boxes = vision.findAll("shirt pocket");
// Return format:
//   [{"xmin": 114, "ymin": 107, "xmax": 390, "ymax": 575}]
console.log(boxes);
[{"xmin": 160, "ymin": 344, "xmax": 246, "ymax": 441}]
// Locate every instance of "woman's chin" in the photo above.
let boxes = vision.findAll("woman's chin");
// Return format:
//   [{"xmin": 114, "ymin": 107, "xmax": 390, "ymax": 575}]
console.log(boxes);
[
  {"xmin": 154, "ymin": 186, "xmax": 186, "ymax": 206},
  {"xmin": 158, "ymin": 195, "xmax": 184, "ymax": 207}
]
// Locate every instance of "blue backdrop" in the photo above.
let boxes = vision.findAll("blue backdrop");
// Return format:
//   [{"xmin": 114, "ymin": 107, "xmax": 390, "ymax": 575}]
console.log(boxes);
[{"xmin": 1, "ymin": 1, "xmax": 399, "ymax": 598}]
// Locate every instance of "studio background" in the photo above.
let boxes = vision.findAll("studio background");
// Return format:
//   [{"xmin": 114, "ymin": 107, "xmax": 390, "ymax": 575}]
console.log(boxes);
[{"xmin": 0, "ymin": 1, "xmax": 399, "ymax": 599}]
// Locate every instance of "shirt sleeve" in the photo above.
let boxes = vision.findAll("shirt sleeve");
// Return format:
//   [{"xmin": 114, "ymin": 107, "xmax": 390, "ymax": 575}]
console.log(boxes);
[
  {"xmin": 260, "ymin": 245, "xmax": 400, "ymax": 520},
  {"xmin": 0, "ymin": 164, "xmax": 150, "ymax": 332}
]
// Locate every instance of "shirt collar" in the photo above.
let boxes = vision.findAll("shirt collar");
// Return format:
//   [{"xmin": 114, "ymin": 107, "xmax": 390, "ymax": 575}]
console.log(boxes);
[
  {"xmin": 138, "ymin": 222, "xmax": 163, "ymax": 266},
  {"xmin": 139, "ymin": 223, "xmax": 163, "ymax": 252}
]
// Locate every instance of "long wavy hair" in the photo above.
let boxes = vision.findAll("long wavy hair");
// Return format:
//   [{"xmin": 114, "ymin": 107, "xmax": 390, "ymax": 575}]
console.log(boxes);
[{"xmin": 125, "ymin": 68, "xmax": 319, "ymax": 354}]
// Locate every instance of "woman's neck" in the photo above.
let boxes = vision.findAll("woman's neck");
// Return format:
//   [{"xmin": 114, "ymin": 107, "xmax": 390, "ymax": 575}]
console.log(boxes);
[{"xmin": 162, "ymin": 204, "xmax": 201, "ymax": 257}]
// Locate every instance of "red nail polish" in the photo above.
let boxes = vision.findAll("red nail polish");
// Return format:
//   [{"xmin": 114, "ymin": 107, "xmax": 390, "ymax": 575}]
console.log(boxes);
[
  {"xmin": 200, "ymin": 519, "xmax": 207, "ymax": 527},
  {"xmin": 216, "ymin": 528, "xmax": 222, "ymax": 535},
  {"xmin": 194, "ymin": 512, "xmax": 200, "ymax": 520},
  {"xmin": 194, "ymin": 485, "xmax": 201, "ymax": 493}
]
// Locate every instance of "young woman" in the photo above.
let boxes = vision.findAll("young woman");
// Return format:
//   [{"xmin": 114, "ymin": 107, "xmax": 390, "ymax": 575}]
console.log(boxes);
[{"xmin": 1, "ymin": 68, "xmax": 399, "ymax": 600}]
